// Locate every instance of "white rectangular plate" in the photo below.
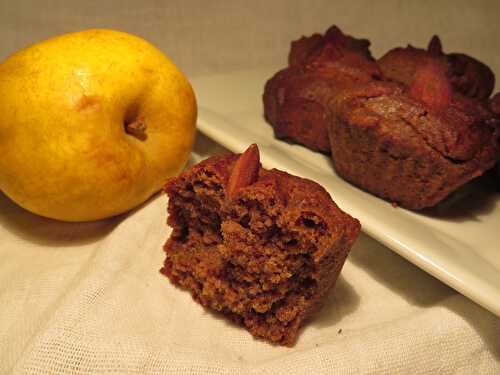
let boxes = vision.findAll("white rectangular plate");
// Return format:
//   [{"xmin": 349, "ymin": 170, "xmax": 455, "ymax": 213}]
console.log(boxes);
[{"xmin": 191, "ymin": 68, "xmax": 500, "ymax": 318}]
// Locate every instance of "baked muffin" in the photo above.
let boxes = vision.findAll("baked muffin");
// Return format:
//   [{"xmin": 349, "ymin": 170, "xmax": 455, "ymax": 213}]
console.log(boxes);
[
  {"xmin": 161, "ymin": 144, "xmax": 360, "ymax": 345},
  {"xmin": 288, "ymin": 25, "xmax": 372, "ymax": 67},
  {"xmin": 378, "ymin": 35, "xmax": 495, "ymax": 100},
  {"xmin": 328, "ymin": 60, "xmax": 500, "ymax": 209},
  {"xmin": 263, "ymin": 25, "xmax": 381, "ymax": 153}
]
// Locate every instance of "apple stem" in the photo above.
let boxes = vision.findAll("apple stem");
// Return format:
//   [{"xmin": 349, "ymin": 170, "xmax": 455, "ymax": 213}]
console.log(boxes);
[{"xmin": 125, "ymin": 119, "xmax": 147, "ymax": 139}]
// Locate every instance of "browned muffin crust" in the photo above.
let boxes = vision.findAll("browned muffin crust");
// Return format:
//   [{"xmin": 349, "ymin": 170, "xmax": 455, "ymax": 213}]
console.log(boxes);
[
  {"xmin": 263, "ymin": 25, "xmax": 380, "ymax": 153},
  {"xmin": 289, "ymin": 25, "xmax": 372, "ymax": 67},
  {"xmin": 378, "ymin": 35, "xmax": 495, "ymax": 100},
  {"xmin": 161, "ymin": 145, "xmax": 360, "ymax": 345},
  {"xmin": 329, "ymin": 81, "xmax": 500, "ymax": 209}
]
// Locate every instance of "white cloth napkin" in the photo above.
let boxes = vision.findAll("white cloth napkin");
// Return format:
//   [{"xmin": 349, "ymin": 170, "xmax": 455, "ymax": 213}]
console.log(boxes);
[{"xmin": 1, "ymin": 137, "xmax": 499, "ymax": 375}]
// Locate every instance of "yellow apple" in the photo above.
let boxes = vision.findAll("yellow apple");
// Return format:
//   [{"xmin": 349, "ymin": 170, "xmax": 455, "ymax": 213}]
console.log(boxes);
[{"xmin": 0, "ymin": 29, "xmax": 196, "ymax": 222}]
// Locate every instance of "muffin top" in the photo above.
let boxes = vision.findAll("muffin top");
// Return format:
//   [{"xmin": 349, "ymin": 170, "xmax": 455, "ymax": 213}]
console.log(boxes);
[
  {"xmin": 331, "ymin": 60, "xmax": 499, "ymax": 162},
  {"xmin": 288, "ymin": 25, "xmax": 374, "ymax": 67},
  {"xmin": 378, "ymin": 35, "xmax": 495, "ymax": 100}
]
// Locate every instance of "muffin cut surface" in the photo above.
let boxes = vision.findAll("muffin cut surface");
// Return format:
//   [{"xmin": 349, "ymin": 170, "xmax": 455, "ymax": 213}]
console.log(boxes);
[{"xmin": 161, "ymin": 144, "xmax": 360, "ymax": 345}]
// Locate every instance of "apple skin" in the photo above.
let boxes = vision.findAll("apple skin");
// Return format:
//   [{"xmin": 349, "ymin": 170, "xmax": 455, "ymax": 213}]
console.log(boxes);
[{"xmin": 0, "ymin": 29, "xmax": 196, "ymax": 221}]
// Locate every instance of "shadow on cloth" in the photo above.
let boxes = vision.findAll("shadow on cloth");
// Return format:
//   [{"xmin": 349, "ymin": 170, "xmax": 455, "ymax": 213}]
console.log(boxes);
[
  {"xmin": 349, "ymin": 233, "xmax": 454, "ymax": 307},
  {"xmin": 311, "ymin": 275, "xmax": 360, "ymax": 329},
  {"xmin": 0, "ymin": 190, "xmax": 127, "ymax": 247},
  {"xmin": 349, "ymin": 233, "xmax": 500, "ymax": 360},
  {"xmin": 442, "ymin": 296, "xmax": 500, "ymax": 361},
  {"xmin": 191, "ymin": 131, "xmax": 231, "ymax": 163}
]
